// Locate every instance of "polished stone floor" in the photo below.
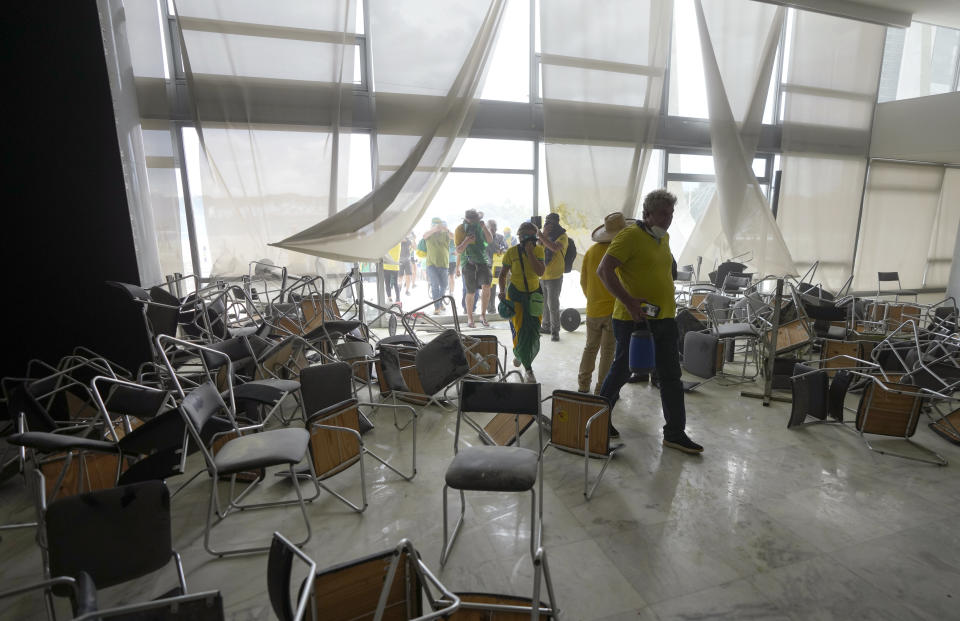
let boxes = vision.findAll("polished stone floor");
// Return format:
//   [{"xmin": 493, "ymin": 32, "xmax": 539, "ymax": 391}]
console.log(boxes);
[{"xmin": 1, "ymin": 323, "xmax": 959, "ymax": 620}]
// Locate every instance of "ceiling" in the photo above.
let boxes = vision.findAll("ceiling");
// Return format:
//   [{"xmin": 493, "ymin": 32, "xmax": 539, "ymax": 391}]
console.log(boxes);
[{"xmin": 763, "ymin": 0, "xmax": 960, "ymax": 29}]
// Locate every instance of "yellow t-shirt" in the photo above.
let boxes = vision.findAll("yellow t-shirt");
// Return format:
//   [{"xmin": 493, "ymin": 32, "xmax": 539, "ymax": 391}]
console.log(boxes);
[
  {"xmin": 384, "ymin": 243, "xmax": 401, "ymax": 271},
  {"xmin": 542, "ymin": 233, "xmax": 568, "ymax": 280},
  {"xmin": 502, "ymin": 245, "xmax": 545, "ymax": 292},
  {"xmin": 606, "ymin": 224, "xmax": 676, "ymax": 321},
  {"xmin": 580, "ymin": 242, "xmax": 615, "ymax": 318}
]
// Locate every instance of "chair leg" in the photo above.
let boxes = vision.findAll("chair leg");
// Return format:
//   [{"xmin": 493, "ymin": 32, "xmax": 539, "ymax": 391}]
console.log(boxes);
[
  {"xmin": 859, "ymin": 433, "xmax": 948, "ymax": 466},
  {"xmin": 440, "ymin": 485, "xmax": 465, "ymax": 567}
]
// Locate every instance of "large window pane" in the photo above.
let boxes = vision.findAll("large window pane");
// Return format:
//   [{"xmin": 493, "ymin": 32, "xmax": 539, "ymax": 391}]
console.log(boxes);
[
  {"xmin": 480, "ymin": 0, "xmax": 530, "ymax": 102},
  {"xmin": 666, "ymin": 179, "xmax": 716, "ymax": 256},
  {"xmin": 422, "ymin": 172, "xmax": 534, "ymax": 232},
  {"xmin": 455, "ymin": 138, "xmax": 534, "ymax": 170},
  {"xmin": 667, "ymin": 153, "xmax": 713, "ymax": 175},
  {"xmin": 879, "ymin": 22, "xmax": 960, "ymax": 102},
  {"xmin": 668, "ymin": 0, "xmax": 708, "ymax": 119}
]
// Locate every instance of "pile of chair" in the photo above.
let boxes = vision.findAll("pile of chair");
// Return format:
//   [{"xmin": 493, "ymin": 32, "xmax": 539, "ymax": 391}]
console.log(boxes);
[{"xmin": 0, "ymin": 262, "xmax": 583, "ymax": 618}]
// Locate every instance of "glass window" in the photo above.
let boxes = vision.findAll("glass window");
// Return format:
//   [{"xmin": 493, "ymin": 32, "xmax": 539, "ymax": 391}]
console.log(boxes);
[
  {"xmin": 455, "ymin": 138, "xmax": 534, "ymax": 170},
  {"xmin": 420, "ymin": 172, "xmax": 534, "ymax": 233},
  {"xmin": 668, "ymin": 0, "xmax": 708, "ymax": 119},
  {"xmin": 480, "ymin": 0, "xmax": 530, "ymax": 102},
  {"xmin": 879, "ymin": 21, "xmax": 960, "ymax": 102},
  {"xmin": 666, "ymin": 179, "xmax": 716, "ymax": 255},
  {"xmin": 668, "ymin": 153, "xmax": 714, "ymax": 175},
  {"xmin": 342, "ymin": 132, "xmax": 372, "ymax": 209}
]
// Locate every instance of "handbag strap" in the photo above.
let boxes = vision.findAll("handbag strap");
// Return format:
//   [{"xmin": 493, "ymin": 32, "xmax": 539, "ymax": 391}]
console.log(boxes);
[{"xmin": 517, "ymin": 244, "xmax": 532, "ymax": 293}]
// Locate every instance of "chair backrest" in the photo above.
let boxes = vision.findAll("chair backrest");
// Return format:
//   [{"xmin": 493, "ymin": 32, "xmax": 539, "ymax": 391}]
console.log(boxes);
[
  {"xmin": 45, "ymin": 480, "xmax": 174, "ymax": 589},
  {"xmin": 550, "ymin": 390, "xmax": 610, "ymax": 455},
  {"xmin": 788, "ymin": 363, "xmax": 829, "ymax": 427},
  {"xmin": 682, "ymin": 331, "xmax": 720, "ymax": 379},
  {"xmin": 855, "ymin": 379, "xmax": 923, "ymax": 437},
  {"xmin": 705, "ymin": 293, "xmax": 733, "ymax": 315},
  {"xmin": 460, "ymin": 381, "xmax": 540, "ymax": 415},
  {"xmin": 415, "ymin": 329, "xmax": 469, "ymax": 396},
  {"xmin": 200, "ymin": 337, "xmax": 252, "ymax": 369},
  {"xmin": 300, "ymin": 363, "xmax": 353, "ymax": 417},
  {"xmin": 179, "ymin": 381, "xmax": 229, "ymax": 439},
  {"xmin": 378, "ymin": 345, "xmax": 411, "ymax": 392},
  {"xmin": 147, "ymin": 286, "xmax": 182, "ymax": 339},
  {"xmin": 268, "ymin": 533, "xmax": 317, "ymax": 621},
  {"xmin": 311, "ymin": 547, "xmax": 423, "ymax": 621},
  {"xmin": 336, "ymin": 341, "xmax": 374, "ymax": 361},
  {"xmin": 877, "ymin": 271, "xmax": 900, "ymax": 283},
  {"xmin": 94, "ymin": 377, "xmax": 169, "ymax": 422},
  {"xmin": 674, "ymin": 271, "xmax": 693, "ymax": 282},
  {"xmin": 828, "ymin": 369, "xmax": 853, "ymax": 421}
]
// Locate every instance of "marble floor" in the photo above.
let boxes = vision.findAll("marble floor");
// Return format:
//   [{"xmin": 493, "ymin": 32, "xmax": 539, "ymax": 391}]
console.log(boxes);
[{"xmin": 1, "ymin": 323, "xmax": 959, "ymax": 620}]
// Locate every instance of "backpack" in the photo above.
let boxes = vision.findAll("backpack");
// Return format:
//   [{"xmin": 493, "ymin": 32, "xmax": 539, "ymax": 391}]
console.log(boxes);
[{"xmin": 562, "ymin": 238, "xmax": 577, "ymax": 273}]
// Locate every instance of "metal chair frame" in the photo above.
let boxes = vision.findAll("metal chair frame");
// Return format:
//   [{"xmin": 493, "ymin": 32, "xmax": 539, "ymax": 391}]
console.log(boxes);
[
  {"xmin": 157, "ymin": 336, "xmax": 322, "ymax": 557},
  {"xmin": 541, "ymin": 391, "xmax": 621, "ymax": 500},
  {"xmin": 441, "ymin": 381, "xmax": 544, "ymax": 567}
]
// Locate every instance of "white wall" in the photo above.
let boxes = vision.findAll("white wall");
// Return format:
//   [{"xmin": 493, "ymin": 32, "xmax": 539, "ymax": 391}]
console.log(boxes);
[{"xmin": 870, "ymin": 91, "xmax": 960, "ymax": 165}]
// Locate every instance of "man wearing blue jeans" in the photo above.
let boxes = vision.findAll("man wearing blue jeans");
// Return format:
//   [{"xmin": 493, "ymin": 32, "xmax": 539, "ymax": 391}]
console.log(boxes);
[
  {"xmin": 422, "ymin": 217, "xmax": 452, "ymax": 314},
  {"xmin": 596, "ymin": 190, "xmax": 703, "ymax": 454}
]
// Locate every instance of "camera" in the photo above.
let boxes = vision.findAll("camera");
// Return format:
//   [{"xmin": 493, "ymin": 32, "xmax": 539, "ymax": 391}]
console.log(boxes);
[{"xmin": 520, "ymin": 235, "xmax": 537, "ymax": 246}]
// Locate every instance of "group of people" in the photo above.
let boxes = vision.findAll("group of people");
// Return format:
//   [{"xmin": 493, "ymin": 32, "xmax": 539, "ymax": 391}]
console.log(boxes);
[
  {"xmin": 386, "ymin": 189, "xmax": 701, "ymax": 455},
  {"xmin": 499, "ymin": 189, "xmax": 702, "ymax": 455}
]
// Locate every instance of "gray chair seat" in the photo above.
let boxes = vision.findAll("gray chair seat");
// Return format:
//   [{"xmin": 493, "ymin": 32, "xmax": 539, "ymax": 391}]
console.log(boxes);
[
  {"xmin": 213, "ymin": 428, "xmax": 309, "ymax": 475},
  {"xmin": 715, "ymin": 323, "xmax": 759, "ymax": 338},
  {"xmin": 8, "ymin": 432, "xmax": 118, "ymax": 454},
  {"xmin": 228, "ymin": 379, "xmax": 300, "ymax": 404},
  {"xmin": 445, "ymin": 446, "xmax": 538, "ymax": 492}
]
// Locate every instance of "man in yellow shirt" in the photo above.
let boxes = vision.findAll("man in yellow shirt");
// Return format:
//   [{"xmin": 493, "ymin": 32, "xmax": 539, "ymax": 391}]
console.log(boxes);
[
  {"xmin": 596, "ymin": 190, "xmax": 702, "ymax": 454},
  {"xmin": 577, "ymin": 213, "xmax": 631, "ymax": 394},
  {"xmin": 537, "ymin": 212, "xmax": 568, "ymax": 341}
]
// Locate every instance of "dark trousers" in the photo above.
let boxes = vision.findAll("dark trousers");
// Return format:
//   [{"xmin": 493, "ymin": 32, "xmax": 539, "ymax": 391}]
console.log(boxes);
[
  {"xmin": 384, "ymin": 270, "xmax": 400, "ymax": 299},
  {"xmin": 599, "ymin": 318, "xmax": 686, "ymax": 441}
]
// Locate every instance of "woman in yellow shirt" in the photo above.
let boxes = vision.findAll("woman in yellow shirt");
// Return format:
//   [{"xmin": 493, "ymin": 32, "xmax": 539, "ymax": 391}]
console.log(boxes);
[{"xmin": 497, "ymin": 221, "xmax": 545, "ymax": 383}]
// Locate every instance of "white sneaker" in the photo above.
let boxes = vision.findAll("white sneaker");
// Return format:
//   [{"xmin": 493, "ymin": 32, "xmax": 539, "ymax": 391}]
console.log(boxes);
[{"xmin": 524, "ymin": 369, "xmax": 537, "ymax": 384}]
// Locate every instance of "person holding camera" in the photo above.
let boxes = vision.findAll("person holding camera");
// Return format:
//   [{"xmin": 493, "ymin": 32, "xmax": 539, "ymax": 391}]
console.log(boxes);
[
  {"xmin": 498, "ymin": 221, "xmax": 546, "ymax": 383},
  {"xmin": 538, "ymin": 212, "xmax": 569, "ymax": 342},
  {"xmin": 422, "ymin": 217, "xmax": 452, "ymax": 315},
  {"xmin": 595, "ymin": 190, "xmax": 702, "ymax": 454},
  {"xmin": 454, "ymin": 209, "xmax": 494, "ymax": 328}
]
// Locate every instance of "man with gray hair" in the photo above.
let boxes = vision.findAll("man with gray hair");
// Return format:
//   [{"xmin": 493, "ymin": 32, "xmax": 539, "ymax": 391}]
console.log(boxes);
[{"xmin": 596, "ymin": 189, "xmax": 702, "ymax": 454}]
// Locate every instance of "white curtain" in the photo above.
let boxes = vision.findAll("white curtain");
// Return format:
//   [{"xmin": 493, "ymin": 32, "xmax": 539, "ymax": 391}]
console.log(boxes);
[
  {"xmin": 853, "ymin": 162, "xmax": 952, "ymax": 291},
  {"xmin": 540, "ymin": 0, "xmax": 672, "ymax": 257},
  {"xmin": 274, "ymin": 0, "xmax": 507, "ymax": 263},
  {"xmin": 678, "ymin": 0, "xmax": 793, "ymax": 278},
  {"xmin": 924, "ymin": 167, "xmax": 960, "ymax": 289},
  {"xmin": 174, "ymin": 0, "xmax": 358, "ymax": 275},
  {"xmin": 775, "ymin": 10, "xmax": 884, "ymax": 291}
]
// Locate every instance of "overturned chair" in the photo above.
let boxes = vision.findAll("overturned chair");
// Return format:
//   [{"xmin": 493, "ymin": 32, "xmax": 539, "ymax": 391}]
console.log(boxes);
[
  {"xmin": 267, "ymin": 533, "xmax": 558, "ymax": 620},
  {"xmin": 542, "ymin": 390, "xmax": 620, "ymax": 500}
]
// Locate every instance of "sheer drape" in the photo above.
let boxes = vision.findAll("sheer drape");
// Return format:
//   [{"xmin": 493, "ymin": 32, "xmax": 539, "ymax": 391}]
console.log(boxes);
[
  {"xmin": 853, "ymin": 162, "xmax": 955, "ymax": 291},
  {"xmin": 274, "ymin": 0, "xmax": 506, "ymax": 263},
  {"xmin": 678, "ymin": 0, "xmax": 793, "ymax": 277},
  {"xmin": 924, "ymin": 167, "xmax": 960, "ymax": 289},
  {"xmin": 540, "ymin": 0, "xmax": 672, "ymax": 257},
  {"xmin": 775, "ymin": 10, "xmax": 884, "ymax": 290},
  {"xmin": 174, "ymin": 0, "xmax": 357, "ymax": 275}
]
